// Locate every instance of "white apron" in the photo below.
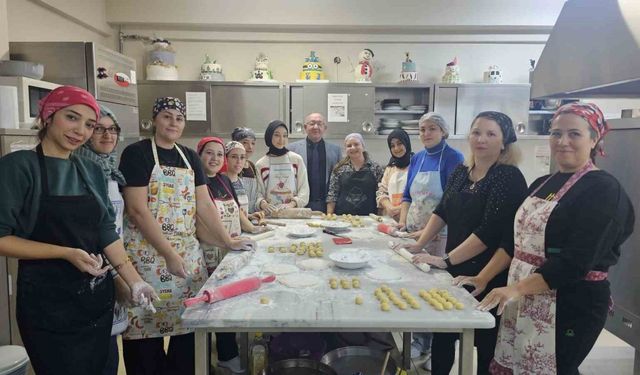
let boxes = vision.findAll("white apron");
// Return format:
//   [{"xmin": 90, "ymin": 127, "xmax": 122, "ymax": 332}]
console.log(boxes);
[
  {"xmin": 202, "ymin": 175, "xmax": 242, "ymax": 275},
  {"xmin": 122, "ymin": 138, "xmax": 208, "ymax": 340},
  {"xmin": 406, "ymin": 148, "xmax": 447, "ymax": 256},
  {"xmin": 387, "ymin": 167, "xmax": 408, "ymax": 208},
  {"xmin": 265, "ymin": 154, "xmax": 297, "ymax": 205},
  {"xmin": 107, "ymin": 179, "xmax": 128, "ymax": 336},
  {"xmin": 490, "ymin": 161, "xmax": 607, "ymax": 375}
]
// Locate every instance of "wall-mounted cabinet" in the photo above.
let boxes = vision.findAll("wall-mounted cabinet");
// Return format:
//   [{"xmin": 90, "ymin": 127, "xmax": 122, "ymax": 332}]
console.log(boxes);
[
  {"xmin": 374, "ymin": 84, "xmax": 431, "ymax": 135},
  {"xmin": 432, "ymin": 83, "xmax": 531, "ymax": 135},
  {"xmin": 210, "ymin": 82, "xmax": 285, "ymax": 137},
  {"xmin": 288, "ymin": 83, "xmax": 375, "ymax": 138}
]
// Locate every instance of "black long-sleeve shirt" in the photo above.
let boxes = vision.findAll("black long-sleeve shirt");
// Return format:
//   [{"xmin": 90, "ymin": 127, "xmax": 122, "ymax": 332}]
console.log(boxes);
[
  {"xmin": 434, "ymin": 164, "xmax": 528, "ymax": 279},
  {"xmin": 502, "ymin": 170, "xmax": 635, "ymax": 290}
]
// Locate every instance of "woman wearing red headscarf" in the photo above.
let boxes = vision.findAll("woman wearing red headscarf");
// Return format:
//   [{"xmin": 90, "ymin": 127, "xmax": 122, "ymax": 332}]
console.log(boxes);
[
  {"xmin": 458, "ymin": 103, "xmax": 635, "ymax": 375},
  {"xmin": 0, "ymin": 86, "xmax": 156, "ymax": 374}
]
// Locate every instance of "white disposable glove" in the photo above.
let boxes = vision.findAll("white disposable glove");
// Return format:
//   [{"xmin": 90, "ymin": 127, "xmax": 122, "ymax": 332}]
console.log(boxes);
[{"xmin": 131, "ymin": 281, "xmax": 159, "ymax": 313}]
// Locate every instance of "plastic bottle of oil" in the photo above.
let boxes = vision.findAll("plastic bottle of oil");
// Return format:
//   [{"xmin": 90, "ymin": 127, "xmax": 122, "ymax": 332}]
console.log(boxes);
[{"xmin": 251, "ymin": 332, "xmax": 267, "ymax": 375}]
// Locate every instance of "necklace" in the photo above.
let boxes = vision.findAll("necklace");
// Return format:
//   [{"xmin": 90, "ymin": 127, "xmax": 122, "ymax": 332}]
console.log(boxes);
[{"xmin": 468, "ymin": 168, "xmax": 478, "ymax": 190}]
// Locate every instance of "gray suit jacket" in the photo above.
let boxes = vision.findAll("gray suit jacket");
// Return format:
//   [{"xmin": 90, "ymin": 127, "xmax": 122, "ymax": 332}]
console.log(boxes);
[{"xmin": 289, "ymin": 138, "xmax": 342, "ymax": 186}]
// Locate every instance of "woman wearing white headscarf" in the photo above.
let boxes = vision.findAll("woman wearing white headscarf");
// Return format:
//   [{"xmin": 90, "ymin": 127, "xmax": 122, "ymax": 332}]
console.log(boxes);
[{"xmin": 326, "ymin": 133, "xmax": 384, "ymax": 215}]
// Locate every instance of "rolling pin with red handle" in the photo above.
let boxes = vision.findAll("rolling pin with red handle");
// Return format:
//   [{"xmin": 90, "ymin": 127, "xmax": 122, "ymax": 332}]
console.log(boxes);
[{"xmin": 184, "ymin": 274, "xmax": 276, "ymax": 307}]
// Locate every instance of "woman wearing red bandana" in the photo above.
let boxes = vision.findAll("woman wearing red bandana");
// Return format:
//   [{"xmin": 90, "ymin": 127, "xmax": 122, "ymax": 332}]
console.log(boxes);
[
  {"xmin": 0, "ymin": 86, "xmax": 157, "ymax": 374},
  {"xmin": 459, "ymin": 103, "xmax": 635, "ymax": 375}
]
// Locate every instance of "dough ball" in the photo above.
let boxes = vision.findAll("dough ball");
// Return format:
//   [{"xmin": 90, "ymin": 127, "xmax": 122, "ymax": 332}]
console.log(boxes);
[
  {"xmin": 410, "ymin": 301, "xmax": 421, "ymax": 309},
  {"xmin": 398, "ymin": 302, "xmax": 408, "ymax": 310},
  {"xmin": 352, "ymin": 280, "xmax": 361, "ymax": 289},
  {"xmin": 433, "ymin": 302, "xmax": 444, "ymax": 311},
  {"xmin": 381, "ymin": 302, "xmax": 391, "ymax": 311},
  {"xmin": 260, "ymin": 296, "xmax": 270, "ymax": 304},
  {"xmin": 443, "ymin": 302, "xmax": 453, "ymax": 310},
  {"xmin": 355, "ymin": 296, "xmax": 363, "ymax": 305},
  {"xmin": 268, "ymin": 246, "xmax": 276, "ymax": 253},
  {"xmin": 455, "ymin": 302, "xmax": 465, "ymax": 310}
]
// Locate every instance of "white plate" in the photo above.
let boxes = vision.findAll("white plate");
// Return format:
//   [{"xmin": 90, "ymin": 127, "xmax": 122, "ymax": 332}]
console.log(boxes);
[
  {"xmin": 318, "ymin": 220, "xmax": 351, "ymax": 232},
  {"xmin": 329, "ymin": 250, "xmax": 370, "ymax": 269},
  {"xmin": 285, "ymin": 225, "xmax": 317, "ymax": 238}
]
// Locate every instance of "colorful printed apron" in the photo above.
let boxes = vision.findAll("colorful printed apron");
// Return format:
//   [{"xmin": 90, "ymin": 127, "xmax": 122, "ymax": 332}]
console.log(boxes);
[
  {"xmin": 202, "ymin": 175, "xmax": 242, "ymax": 274},
  {"xmin": 123, "ymin": 138, "xmax": 207, "ymax": 340},
  {"xmin": 406, "ymin": 148, "xmax": 447, "ymax": 256},
  {"xmin": 490, "ymin": 161, "xmax": 607, "ymax": 375},
  {"xmin": 265, "ymin": 154, "xmax": 297, "ymax": 205}
]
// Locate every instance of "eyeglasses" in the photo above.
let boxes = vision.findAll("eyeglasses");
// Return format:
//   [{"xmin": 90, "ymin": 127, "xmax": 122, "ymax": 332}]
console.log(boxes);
[
  {"xmin": 94, "ymin": 126, "xmax": 120, "ymax": 135},
  {"xmin": 305, "ymin": 121, "xmax": 325, "ymax": 127}
]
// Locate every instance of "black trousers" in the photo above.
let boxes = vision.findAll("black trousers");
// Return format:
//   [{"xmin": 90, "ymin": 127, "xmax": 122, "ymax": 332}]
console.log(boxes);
[
  {"xmin": 103, "ymin": 335, "xmax": 119, "ymax": 375},
  {"xmin": 215, "ymin": 332, "xmax": 239, "ymax": 361},
  {"xmin": 122, "ymin": 333, "xmax": 194, "ymax": 375},
  {"xmin": 555, "ymin": 280, "xmax": 610, "ymax": 375},
  {"xmin": 431, "ymin": 314, "xmax": 500, "ymax": 375}
]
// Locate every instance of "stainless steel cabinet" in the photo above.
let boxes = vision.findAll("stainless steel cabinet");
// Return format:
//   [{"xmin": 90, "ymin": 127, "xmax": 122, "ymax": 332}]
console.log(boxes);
[
  {"xmin": 210, "ymin": 82, "xmax": 284, "ymax": 136},
  {"xmin": 137, "ymin": 81, "xmax": 212, "ymax": 136},
  {"xmin": 432, "ymin": 83, "xmax": 531, "ymax": 135},
  {"xmin": 0, "ymin": 129, "xmax": 38, "ymax": 347},
  {"xmin": 289, "ymin": 83, "xmax": 375, "ymax": 137}
]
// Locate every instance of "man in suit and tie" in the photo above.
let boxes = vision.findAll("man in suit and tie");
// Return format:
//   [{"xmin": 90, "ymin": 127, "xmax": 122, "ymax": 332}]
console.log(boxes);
[{"xmin": 288, "ymin": 112, "xmax": 342, "ymax": 212}]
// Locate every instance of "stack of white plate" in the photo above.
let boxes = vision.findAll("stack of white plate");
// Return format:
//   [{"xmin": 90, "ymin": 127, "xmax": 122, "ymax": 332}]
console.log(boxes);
[{"xmin": 406, "ymin": 104, "xmax": 427, "ymax": 112}]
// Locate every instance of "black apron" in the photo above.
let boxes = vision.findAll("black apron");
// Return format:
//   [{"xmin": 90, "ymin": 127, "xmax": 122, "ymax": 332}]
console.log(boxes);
[
  {"xmin": 335, "ymin": 169, "xmax": 378, "ymax": 216},
  {"xmin": 16, "ymin": 145, "xmax": 114, "ymax": 375}
]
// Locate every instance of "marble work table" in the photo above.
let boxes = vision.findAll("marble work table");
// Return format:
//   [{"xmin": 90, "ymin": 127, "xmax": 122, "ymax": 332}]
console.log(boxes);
[{"xmin": 182, "ymin": 217, "xmax": 494, "ymax": 374}]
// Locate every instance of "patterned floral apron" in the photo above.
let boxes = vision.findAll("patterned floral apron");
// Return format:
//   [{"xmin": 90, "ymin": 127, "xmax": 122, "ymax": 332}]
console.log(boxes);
[
  {"xmin": 123, "ymin": 138, "xmax": 207, "ymax": 340},
  {"xmin": 406, "ymin": 149, "xmax": 447, "ymax": 256},
  {"xmin": 202, "ymin": 175, "xmax": 242, "ymax": 274},
  {"xmin": 490, "ymin": 161, "xmax": 607, "ymax": 375}
]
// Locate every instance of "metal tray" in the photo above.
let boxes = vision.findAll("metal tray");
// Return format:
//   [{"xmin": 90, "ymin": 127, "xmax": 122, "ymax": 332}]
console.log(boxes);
[
  {"xmin": 320, "ymin": 346, "xmax": 398, "ymax": 375},
  {"xmin": 267, "ymin": 359, "xmax": 338, "ymax": 375}
]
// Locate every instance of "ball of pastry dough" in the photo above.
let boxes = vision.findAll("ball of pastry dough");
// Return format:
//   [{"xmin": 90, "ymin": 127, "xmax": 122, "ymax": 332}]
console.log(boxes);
[
  {"xmin": 454, "ymin": 302, "xmax": 464, "ymax": 310},
  {"xmin": 381, "ymin": 302, "xmax": 391, "ymax": 311},
  {"xmin": 433, "ymin": 302, "xmax": 444, "ymax": 311},
  {"xmin": 443, "ymin": 302, "xmax": 453, "ymax": 310},
  {"xmin": 355, "ymin": 296, "xmax": 363, "ymax": 305},
  {"xmin": 268, "ymin": 246, "xmax": 276, "ymax": 253},
  {"xmin": 352, "ymin": 280, "xmax": 361, "ymax": 289},
  {"xmin": 260, "ymin": 296, "xmax": 270, "ymax": 304}
]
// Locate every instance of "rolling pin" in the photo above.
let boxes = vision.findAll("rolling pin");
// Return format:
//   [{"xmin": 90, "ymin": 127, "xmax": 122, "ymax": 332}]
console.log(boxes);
[
  {"xmin": 377, "ymin": 223, "xmax": 400, "ymax": 237},
  {"xmin": 388, "ymin": 241, "xmax": 431, "ymax": 273},
  {"xmin": 184, "ymin": 274, "xmax": 276, "ymax": 307}
]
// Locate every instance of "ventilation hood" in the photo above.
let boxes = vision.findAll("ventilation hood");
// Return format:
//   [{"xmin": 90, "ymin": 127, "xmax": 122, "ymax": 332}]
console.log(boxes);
[{"xmin": 531, "ymin": 0, "xmax": 640, "ymax": 99}]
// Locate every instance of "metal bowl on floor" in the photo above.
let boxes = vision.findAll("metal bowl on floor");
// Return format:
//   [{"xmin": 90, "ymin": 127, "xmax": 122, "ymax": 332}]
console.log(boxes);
[
  {"xmin": 321, "ymin": 346, "xmax": 398, "ymax": 375},
  {"xmin": 266, "ymin": 359, "xmax": 337, "ymax": 375}
]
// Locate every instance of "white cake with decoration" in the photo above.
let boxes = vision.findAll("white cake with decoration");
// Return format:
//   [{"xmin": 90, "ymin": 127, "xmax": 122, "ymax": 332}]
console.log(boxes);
[
  {"xmin": 248, "ymin": 53, "xmax": 276, "ymax": 82},
  {"xmin": 200, "ymin": 54, "xmax": 225, "ymax": 81},
  {"xmin": 146, "ymin": 38, "xmax": 178, "ymax": 80},
  {"xmin": 399, "ymin": 52, "xmax": 418, "ymax": 82}
]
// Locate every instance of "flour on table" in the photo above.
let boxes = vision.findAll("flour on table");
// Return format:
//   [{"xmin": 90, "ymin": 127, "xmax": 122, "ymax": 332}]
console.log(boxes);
[
  {"xmin": 366, "ymin": 266, "xmax": 403, "ymax": 281},
  {"xmin": 263, "ymin": 263, "xmax": 298, "ymax": 275},
  {"xmin": 278, "ymin": 274, "xmax": 322, "ymax": 288},
  {"xmin": 297, "ymin": 258, "xmax": 332, "ymax": 271}
]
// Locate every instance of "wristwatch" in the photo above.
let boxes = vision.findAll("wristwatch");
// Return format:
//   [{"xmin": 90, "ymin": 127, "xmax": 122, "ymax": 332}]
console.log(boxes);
[{"xmin": 442, "ymin": 253, "xmax": 453, "ymax": 268}]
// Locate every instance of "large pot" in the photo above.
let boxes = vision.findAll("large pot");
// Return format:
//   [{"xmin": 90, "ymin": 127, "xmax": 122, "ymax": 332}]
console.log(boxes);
[
  {"xmin": 321, "ymin": 346, "xmax": 398, "ymax": 375},
  {"xmin": 266, "ymin": 359, "xmax": 337, "ymax": 375}
]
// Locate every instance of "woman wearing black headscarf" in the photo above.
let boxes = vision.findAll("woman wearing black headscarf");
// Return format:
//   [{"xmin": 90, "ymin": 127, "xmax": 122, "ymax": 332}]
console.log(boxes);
[
  {"xmin": 255, "ymin": 120, "xmax": 310, "ymax": 213},
  {"xmin": 376, "ymin": 129, "xmax": 413, "ymax": 220},
  {"xmin": 395, "ymin": 111, "xmax": 529, "ymax": 375}
]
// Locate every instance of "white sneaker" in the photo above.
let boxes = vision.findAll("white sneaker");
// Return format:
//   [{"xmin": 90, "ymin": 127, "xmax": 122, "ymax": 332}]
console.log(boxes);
[
  {"xmin": 218, "ymin": 356, "xmax": 244, "ymax": 374},
  {"xmin": 421, "ymin": 351, "xmax": 432, "ymax": 371}
]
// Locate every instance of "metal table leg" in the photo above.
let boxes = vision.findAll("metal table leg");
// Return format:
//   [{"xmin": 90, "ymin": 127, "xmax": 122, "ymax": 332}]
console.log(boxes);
[
  {"xmin": 402, "ymin": 332, "xmax": 411, "ymax": 370},
  {"xmin": 458, "ymin": 329, "xmax": 475, "ymax": 375},
  {"xmin": 240, "ymin": 332, "xmax": 250, "ymax": 375},
  {"xmin": 195, "ymin": 329, "xmax": 210, "ymax": 375}
]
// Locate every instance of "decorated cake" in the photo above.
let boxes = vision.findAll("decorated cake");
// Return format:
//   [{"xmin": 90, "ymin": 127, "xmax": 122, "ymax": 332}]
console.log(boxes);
[
  {"xmin": 200, "ymin": 54, "xmax": 225, "ymax": 81},
  {"xmin": 441, "ymin": 57, "xmax": 461, "ymax": 84},
  {"xmin": 146, "ymin": 38, "xmax": 178, "ymax": 80},
  {"xmin": 296, "ymin": 51, "xmax": 329, "ymax": 82},
  {"xmin": 399, "ymin": 52, "xmax": 418, "ymax": 82},
  {"xmin": 248, "ymin": 53, "xmax": 276, "ymax": 82}
]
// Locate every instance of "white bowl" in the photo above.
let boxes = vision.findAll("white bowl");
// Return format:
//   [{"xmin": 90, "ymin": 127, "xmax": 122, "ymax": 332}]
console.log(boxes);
[
  {"xmin": 285, "ymin": 225, "xmax": 317, "ymax": 238},
  {"xmin": 329, "ymin": 250, "xmax": 370, "ymax": 269},
  {"xmin": 318, "ymin": 220, "xmax": 351, "ymax": 232}
]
